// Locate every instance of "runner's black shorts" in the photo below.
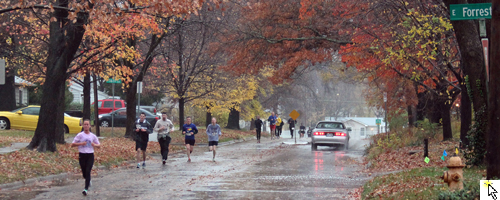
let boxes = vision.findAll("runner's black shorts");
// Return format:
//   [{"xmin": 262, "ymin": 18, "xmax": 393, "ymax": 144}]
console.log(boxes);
[
  {"xmin": 208, "ymin": 141, "xmax": 218, "ymax": 146},
  {"xmin": 135, "ymin": 133, "xmax": 149, "ymax": 151},
  {"xmin": 185, "ymin": 139, "xmax": 195, "ymax": 146}
]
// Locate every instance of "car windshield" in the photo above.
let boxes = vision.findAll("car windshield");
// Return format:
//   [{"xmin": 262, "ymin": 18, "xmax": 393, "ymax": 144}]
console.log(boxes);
[
  {"xmin": 316, "ymin": 122, "xmax": 345, "ymax": 129},
  {"xmin": 11, "ymin": 107, "xmax": 24, "ymax": 112}
]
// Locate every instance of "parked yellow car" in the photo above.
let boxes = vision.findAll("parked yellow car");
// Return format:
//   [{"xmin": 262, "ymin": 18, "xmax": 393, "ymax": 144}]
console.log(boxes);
[{"xmin": 0, "ymin": 105, "xmax": 82, "ymax": 134}]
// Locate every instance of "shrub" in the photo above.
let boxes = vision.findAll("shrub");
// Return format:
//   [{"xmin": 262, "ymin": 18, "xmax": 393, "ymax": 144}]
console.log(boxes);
[{"xmin": 438, "ymin": 182, "xmax": 479, "ymax": 200}]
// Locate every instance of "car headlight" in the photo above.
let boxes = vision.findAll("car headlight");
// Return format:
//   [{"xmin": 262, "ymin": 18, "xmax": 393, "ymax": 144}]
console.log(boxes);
[{"xmin": 98, "ymin": 115, "xmax": 103, "ymax": 119}]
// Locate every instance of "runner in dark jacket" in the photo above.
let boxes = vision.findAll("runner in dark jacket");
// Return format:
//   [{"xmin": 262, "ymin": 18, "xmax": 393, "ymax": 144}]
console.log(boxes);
[
  {"xmin": 288, "ymin": 118, "xmax": 296, "ymax": 138},
  {"xmin": 254, "ymin": 116, "xmax": 263, "ymax": 143}
]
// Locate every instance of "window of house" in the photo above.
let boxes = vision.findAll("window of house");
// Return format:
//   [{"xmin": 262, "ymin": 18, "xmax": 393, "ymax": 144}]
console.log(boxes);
[
  {"xmin": 19, "ymin": 90, "xmax": 22, "ymax": 105},
  {"xmin": 360, "ymin": 127, "xmax": 365, "ymax": 136}
]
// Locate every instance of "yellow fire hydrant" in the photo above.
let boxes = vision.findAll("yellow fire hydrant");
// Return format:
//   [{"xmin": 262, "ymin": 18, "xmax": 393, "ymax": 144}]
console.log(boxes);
[{"xmin": 441, "ymin": 156, "xmax": 465, "ymax": 190}]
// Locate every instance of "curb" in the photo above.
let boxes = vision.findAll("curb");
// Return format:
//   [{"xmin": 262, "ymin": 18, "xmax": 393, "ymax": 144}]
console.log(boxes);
[{"xmin": 0, "ymin": 135, "xmax": 256, "ymax": 191}]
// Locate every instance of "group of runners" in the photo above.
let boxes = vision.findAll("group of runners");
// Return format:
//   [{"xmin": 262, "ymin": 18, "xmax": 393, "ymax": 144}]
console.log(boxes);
[
  {"xmin": 254, "ymin": 112, "xmax": 308, "ymax": 142},
  {"xmin": 71, "ymin": 112, "xmax": 222, "ymax": 196}
]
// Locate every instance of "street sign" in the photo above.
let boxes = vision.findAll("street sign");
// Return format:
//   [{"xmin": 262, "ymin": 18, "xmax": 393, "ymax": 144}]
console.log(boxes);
[
  {"xmin": 376, "ymin": 119, "xmax": 382, "ymax": 125},
  {"xmin": 106, "ymin": 78, "xmax": 122, "ymax": 84},
  {"xmin": 289, "ymin": 110, "xmax": 300, "ymax": 121},
  {"xmin": 137, "ymin": 81, "xmax": 143, "ymax": 93},
  {"xmin": 450, "ymin": 3, "xmax": 492, "ymax": 21},
  {"xmin": 482, "ymin": 38, "xmax": 489, "ymax": 81},
  {"xmin": 0, "ymin": 59, "xmax": 5, "ymax": 85}
]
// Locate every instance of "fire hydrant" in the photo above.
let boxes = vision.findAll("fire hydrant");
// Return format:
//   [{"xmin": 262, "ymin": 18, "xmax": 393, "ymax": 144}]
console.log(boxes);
[{"xmin": 441, "ymin": 156, "xmax": 465, "ymax": 190}]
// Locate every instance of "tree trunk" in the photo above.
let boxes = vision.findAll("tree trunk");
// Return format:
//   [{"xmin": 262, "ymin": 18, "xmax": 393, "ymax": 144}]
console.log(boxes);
[
  {"xmin": 55, "ymin": 82, "xmax": 66, "ymax": 143},
  {"xmin": 124, "ymin": 80, "xmax": 137, "ymax": 138},
  {"xmin": 93, "ymin": 74, "xmax": 100, "ymax": 136},
  {"xmin": 82, "ymin": 71, "xmax": 91, "ymax": 120},
  {"xmin": 27, "ymin": 0, "xmax": 89, "ymax": 152},
  {"xmin": 407, "ymin": 105, "xmax": 416, "ymax": 127},
  {"xmin": 486, "ymin": 0, "xmax": 500, "ymax": 180},
  {"xmin": 443, "ymin": 0, "xmax": 488, "ymax": 148},
  {"xmin": 206, "ymin": 111, "xmax": 212, "ymax": 127},
  {"xmin": 0, "ymin": 71, "xmax": 16, "ymax": 111},
  {"xmin": 226, "ymin": 106, "xmax": 240, "ymax": 130},
  {"xmin": 440, "ymin": 102, "xmax": 453, "ymax": 141},
  {"xmin": 178, "ymin": 98, "xmax": 185, "ymax": 129},
  {"xmin": 460, "ymin": 83, "xmax": 471, "ymax": 148}
]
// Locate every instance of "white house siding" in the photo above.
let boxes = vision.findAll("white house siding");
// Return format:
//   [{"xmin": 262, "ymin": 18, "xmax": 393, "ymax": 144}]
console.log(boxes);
[
  {"xmin": 68, "ymin": 82, "xmax": 109, "ymax": 104},
  {"xmin": 14, "ymin": 87, "xmax": 28, "ymax": 106}
]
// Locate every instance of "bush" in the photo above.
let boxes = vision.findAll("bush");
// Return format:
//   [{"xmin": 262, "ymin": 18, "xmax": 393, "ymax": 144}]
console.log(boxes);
[
  {"xmin": 438, "ymin": 182, "xmax": 479, "ymax": 200},
  {"xmin": 67, "ymin": 103, "xmax": 83, "ymax": 111}
]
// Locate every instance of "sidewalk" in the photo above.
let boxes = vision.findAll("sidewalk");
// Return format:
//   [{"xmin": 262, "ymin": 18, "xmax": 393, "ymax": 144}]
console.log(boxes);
[{"xmin": 276, "ymin": 130, "xmax": 311, "ymax": 145}]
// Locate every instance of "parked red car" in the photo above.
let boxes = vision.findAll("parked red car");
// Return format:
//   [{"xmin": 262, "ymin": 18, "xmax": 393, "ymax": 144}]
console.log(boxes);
[{"xmin": 93, "ymin": 99, "xmax": 126, "ymax": 115}]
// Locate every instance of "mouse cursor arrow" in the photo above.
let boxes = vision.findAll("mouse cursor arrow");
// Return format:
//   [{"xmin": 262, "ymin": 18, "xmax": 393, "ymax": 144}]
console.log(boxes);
[{"xmin": 489, "ymin": 184, "xmax": 498, "ymax": 200}]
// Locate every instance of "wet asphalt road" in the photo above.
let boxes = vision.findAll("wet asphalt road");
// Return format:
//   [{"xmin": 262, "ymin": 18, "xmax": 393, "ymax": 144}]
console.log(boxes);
[{"xmin": 0, "ymin": 132, "xmax": 371, "ymax": 200}]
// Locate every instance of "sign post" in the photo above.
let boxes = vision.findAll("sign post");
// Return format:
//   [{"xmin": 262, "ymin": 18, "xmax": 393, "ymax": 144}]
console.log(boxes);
[
  {"xmin": 0, "ymin": 59, "xmax": 5, "ymax": 85},
  {"xmin": 376, "ymin": 118, "xmax": 382, "ymax": 134},
  {"xmin": 137, "ymin": 81, "xmax": 143, "ymax": 118},
  {"xmin": 106, "ymin": 78, "xmax": 122, "ymax": 136},
  {"xmin": 289, "ymin": 110, "xmax": 300, "ymax": 144},
  {"xmin": 450, "ymin": 3, "xmax": 491, "ymax": 88},
  {"xmin": 383, "ymin": 92, "xmax": 388, "ymax": 140}
]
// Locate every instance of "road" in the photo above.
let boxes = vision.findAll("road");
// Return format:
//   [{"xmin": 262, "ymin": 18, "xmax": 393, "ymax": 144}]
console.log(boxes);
[{"xmin": 0, "ymin": 132, "xmax": 371, "ymax": 200}]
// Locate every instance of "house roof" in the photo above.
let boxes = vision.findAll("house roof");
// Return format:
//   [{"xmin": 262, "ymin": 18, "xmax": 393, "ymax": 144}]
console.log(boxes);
[
  {"xmin": 14, "ymin": 76, "xmax": 35, "ymax": 86},
  {"xmin": 333, "ymin": 117, "xmax": 386, "ymax": 127}
]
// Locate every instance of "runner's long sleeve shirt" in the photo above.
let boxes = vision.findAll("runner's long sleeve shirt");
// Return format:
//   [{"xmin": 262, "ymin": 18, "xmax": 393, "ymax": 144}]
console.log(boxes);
[
  {"xmin": 206, "ymin": 124, "xmax": 222, "ymax": 142},
  {"xmin": 154, "ymin": 119, "xmax": 174, "ymax": 139}
]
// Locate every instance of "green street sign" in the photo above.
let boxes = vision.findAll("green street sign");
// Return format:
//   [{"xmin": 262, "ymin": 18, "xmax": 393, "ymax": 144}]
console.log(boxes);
[
  {"xmin": 450, "ymin": 3, "xmax": 492, "ymax": 21},
  {"xmin": 376, "ymin": 119, "xmax": 382, "ymax": 125},
  {"xmin": 106, "ymin": 78, "xmax": 122, "ymax": 84}
]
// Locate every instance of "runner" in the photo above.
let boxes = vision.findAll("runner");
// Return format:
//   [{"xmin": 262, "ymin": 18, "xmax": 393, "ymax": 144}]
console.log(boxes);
[
  {"xmin": 71, "ymin": 119, "xmax": 100, "ymax": 196},
  {"xmin": 154, "ymin": 112, "xmax": 174, "ymax": 165},
  {"xmin": 276, "ymin": 116, "xmax": 283, "ymax": 138},
  {"xmin": 206, "ymin": 117, "xmax": 222, "ymax": 162},
  {"xmin": 267, "ymin": 112, "xmax": 277, "ymax": 140},
  {"xmin": 254, "ymin": 116, "xmax": 263, "ymax": 143},
  {"xmin": 288, "ymin": 117, "xmax": 296, "ymax": 138},
  {"xmin": 182, "ymin": 117, "xmax": 198, "ymax": 162},
  {"xmin": 300, "ymin": 123, "xmax": 306, "ymax": 138},
  {"xmin": 135, "ymin": 113, "xmax": 152, "ymax": 169}
]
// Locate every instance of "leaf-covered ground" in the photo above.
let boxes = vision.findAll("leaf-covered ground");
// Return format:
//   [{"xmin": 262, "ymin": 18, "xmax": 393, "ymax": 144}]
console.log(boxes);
[
  {"xmin": 348, "ymin": 133, "xmax": 483, "ymax": 200},
  {"xmin": 0, "ymin": 128, "xmax": 258, "ymax": 185}
]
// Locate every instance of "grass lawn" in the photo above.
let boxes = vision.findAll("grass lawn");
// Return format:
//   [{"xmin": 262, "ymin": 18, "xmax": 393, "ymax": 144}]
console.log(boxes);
[{"xmin": 361, "ymin": 167, "xmax": 483, "ymax": 199}]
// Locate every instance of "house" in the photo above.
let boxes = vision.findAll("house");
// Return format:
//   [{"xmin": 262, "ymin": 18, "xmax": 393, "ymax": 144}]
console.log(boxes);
[
  {"xmin": 68, "ymin": 82, "xmax": 109, "ymax": 104},
  {"xmin": 14, "ymin": 76, "xmax": 35, "ymax": 107},
  {"xmin": 325, "ymin": 117, "xmax": 388, "ymax": 138}
]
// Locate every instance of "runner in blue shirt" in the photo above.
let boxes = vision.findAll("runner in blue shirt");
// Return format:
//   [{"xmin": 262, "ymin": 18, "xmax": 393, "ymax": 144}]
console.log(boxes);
[{"xmin": 182, "ymin": 117, "xmax": 198, "ymax": 162}]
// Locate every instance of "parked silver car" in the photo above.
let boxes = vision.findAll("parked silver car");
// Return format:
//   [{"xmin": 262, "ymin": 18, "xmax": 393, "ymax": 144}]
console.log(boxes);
[{"xmin": 311, "ymin": 121, "xmax": 351, "ymax": 150}]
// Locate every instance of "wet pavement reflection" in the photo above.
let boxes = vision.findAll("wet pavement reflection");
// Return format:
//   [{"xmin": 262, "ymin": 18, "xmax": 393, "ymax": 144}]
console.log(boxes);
[{"xmin": 0, "ymin": 136, "xmax": 371, "ymax": 200}]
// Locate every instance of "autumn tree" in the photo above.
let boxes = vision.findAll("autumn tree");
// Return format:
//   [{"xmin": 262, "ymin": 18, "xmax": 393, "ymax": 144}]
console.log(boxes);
[
  {"xmin": 0, "ymin": 0, "xmax": 208, "ymax": 152},
  {"xmin": 340, "ymin": 0, "xmax": 462, "ymax": 140}
]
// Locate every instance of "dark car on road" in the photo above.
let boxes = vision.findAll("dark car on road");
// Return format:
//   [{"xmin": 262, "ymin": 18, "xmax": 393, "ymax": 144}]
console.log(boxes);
[
  {"xmin": 311, "ymin": 121, "xmax": 351, "ymax": 151},
  {"xmin": 97, "ymin": 108, "xmax": 158, "ymax": 127}
]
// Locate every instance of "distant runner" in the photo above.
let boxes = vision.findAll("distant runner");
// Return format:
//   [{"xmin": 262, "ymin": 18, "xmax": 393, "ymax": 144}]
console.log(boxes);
[
  {"xmin": 276, "ymin": 116, "xmax": 283, "ymax": 138},
  {"xmin": 288, "ymin": 118, "xmax": 296, "ymax": 139},
  {"xmin": 71, "ymin": 119, "xmax": 100, "ymax": 196},
  {"xmin": 134, "ymin": 113, "xmax": 152, "ymax": 169},
  {"xmin": 206, "ymin": 117, "xmax": 222, "ymax": 162},
  {"xmin": 154, "ymin": 112, "xmax": 174, "ymax": 165},
  {"xmin": 267, "ymin": 112, "xmax": 277, "ymax": 140},
  {"xmin": 254, "ymin": 116, "xmax": 263, "ymax": 143},
  {"xmin": 300, "ymin": 123, "xmax": 306, "ymax": 138},
  {"xmin": 182, "ymin": 117, "xmax": 198, "ymax": 162}
]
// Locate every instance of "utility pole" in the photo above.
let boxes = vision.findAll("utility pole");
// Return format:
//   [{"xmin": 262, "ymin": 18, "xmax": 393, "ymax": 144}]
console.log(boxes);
[{"xmin": 487, "ymin": 0, "xmax": 500, "ymax": 179}]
